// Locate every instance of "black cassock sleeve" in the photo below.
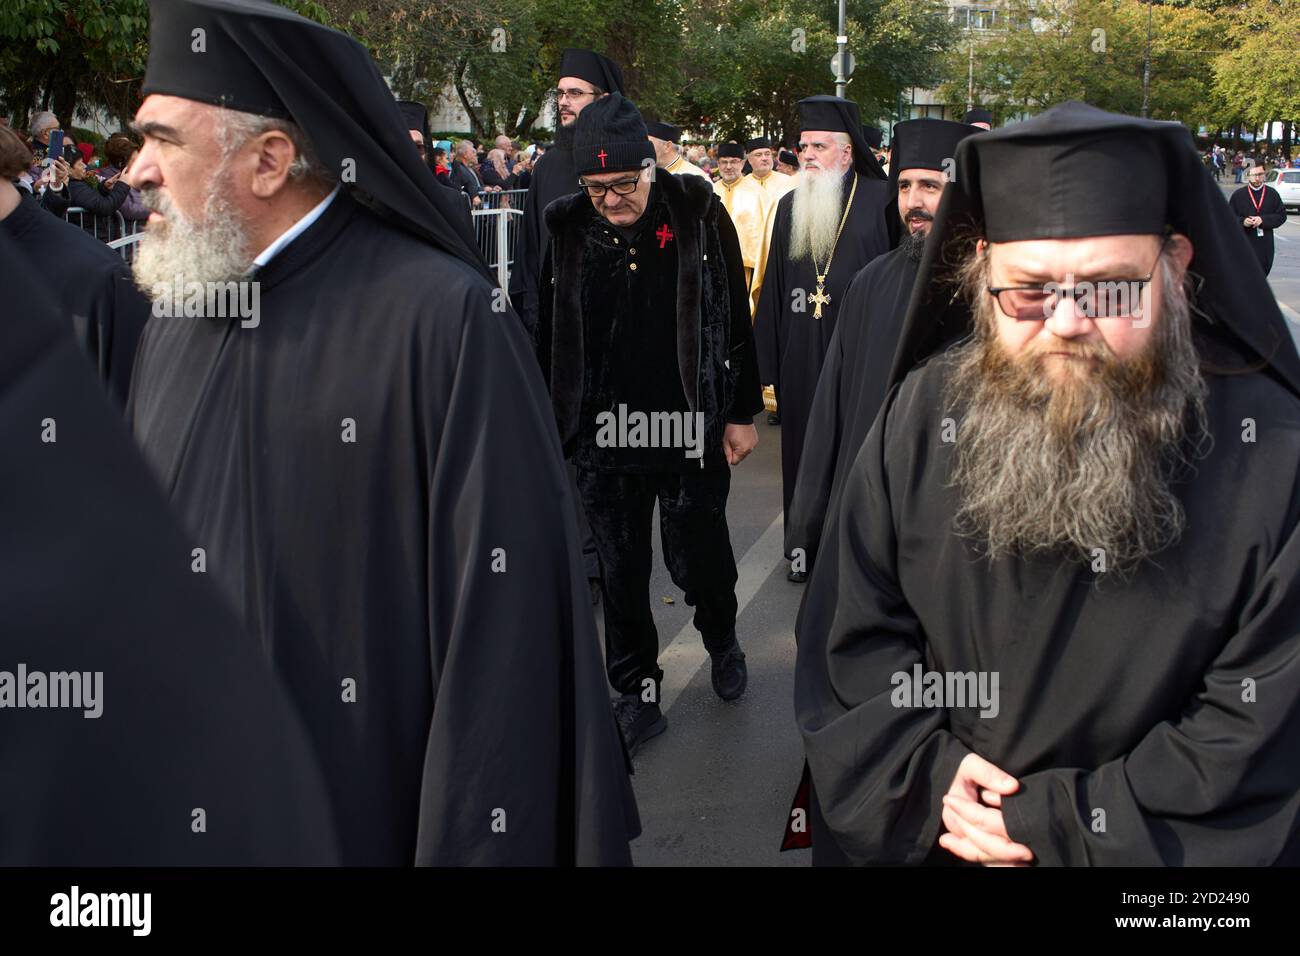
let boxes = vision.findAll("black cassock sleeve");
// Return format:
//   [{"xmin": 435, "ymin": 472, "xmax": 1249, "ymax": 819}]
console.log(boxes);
[
  {"xmin": 0, "ymin": 233, "xmax": 338, "ymax": 865},
  {"xmin": 794, "ymin": 380, "xmax": 971, "ymax": 864},
  {"xmin": 786, "ymin": 314, "xmax": 846, "ymax": 567},
  {"xmin": 1002, "ymin": 508, "xmax": 1300, "ymax": 865},
  {"xmin": 511, "ymin": 165, "xmax": 547, "ymax": 338},
  {"xmin": 715, "ymin": 200, "xmax": 764, "ymax": 422},
  {"xmin": 77, "ymin": 261, "xmax": 150, "ymax": 408},
  {"xmin": 414, "ymin": 281, "xmax": 639, "ymax": 865},
  {"xmin": 534, "ymin": 241, "xmax": 555, "ymax": 378}
]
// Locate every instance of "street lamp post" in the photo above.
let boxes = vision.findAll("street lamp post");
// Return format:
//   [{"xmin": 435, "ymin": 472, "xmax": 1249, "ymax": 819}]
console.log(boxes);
[
  {"xmin": 967, "ymin": 22, "xmax": 975, "ymax": 113},
  {"xmin": 835, "ymin": 0, "xmax": 848, "ymax": 98},
  {"xmin": 1141, "ymin": 0, "xmax": 1152, "ymax": 117}
]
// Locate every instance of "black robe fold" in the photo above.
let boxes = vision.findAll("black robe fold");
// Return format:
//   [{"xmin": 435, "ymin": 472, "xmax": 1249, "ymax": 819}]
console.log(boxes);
[
  {"xmin": 511, "ymin": 141, "xmax": 578, "ymax": 337},
  {"xmin": 786, "ymin": 245, "xmax": 917, "ymax": 568},
  {"xmin": 796, "ymin": 350, "xmax": 1300, "ymax": 865},
  {"xmin": 1228, "ymin": 184, "xmax": 1288, "ymax": 275},
  {"xmin": 0, "ymin": 229, "xmax": 337, "ymax": 865},
  {"xmin": 3, "ymin": 192, "xmax": 150, "ymax": 406},
  {"xmin": 126, "ymin": 190, "xmax": 639, "ymax": 865},
  {"xmin": 752, "ymin": 172, "xmax": 890, "ymax": 524}
]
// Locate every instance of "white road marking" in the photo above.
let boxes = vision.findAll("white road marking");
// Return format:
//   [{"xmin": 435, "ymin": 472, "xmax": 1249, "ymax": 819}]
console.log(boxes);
[
  {"xmin": 658, "ymin": 512, "xmax": 785, "ymax": 714},
  {"xmin": 1278, "ymin": 298, "xmax": 1300, "ymax": 326}
]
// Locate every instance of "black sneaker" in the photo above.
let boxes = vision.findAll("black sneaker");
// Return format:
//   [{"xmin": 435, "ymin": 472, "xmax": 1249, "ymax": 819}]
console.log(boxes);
[
  {"xmin": 787, "ymin": 567, "xmax": 808, "ymax": 584},
  {"xmin": 708, "ymin": 636, "xmax": 748, "ymax": 701},
  {"xmin": 612, "ymin": 694, "xmax": 667, "ymax": 757},
  {"xmin": 767, "ymin": 413, "xmax": 781, "ymax": 426}
]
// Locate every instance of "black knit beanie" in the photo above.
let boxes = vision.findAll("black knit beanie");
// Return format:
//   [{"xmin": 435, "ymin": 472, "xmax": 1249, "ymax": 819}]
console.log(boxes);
[{"xmin": 572, "ymin": 93, "xmax": 655, "ymax": 177}]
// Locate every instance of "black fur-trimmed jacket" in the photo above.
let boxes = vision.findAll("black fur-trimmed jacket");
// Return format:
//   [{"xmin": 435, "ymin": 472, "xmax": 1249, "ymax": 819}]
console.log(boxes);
[{"xmin": 535, "ymin": 170, "xmax": 764, "ymax": 468}]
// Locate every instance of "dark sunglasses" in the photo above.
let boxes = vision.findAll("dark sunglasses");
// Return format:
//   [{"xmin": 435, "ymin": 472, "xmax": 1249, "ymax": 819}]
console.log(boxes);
[{"xmin": 987, "ymin": 235, "xmax": 1171, "ymax": 320}]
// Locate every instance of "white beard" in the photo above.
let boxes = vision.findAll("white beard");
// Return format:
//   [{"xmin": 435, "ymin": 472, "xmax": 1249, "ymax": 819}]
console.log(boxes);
[
  {"xmin": 132, "ymin": 170, "xmax": 253, "ymax": 298},
  {"xmin": 789, "ymin": 167, "xmax": 847, "ymax": 263}
]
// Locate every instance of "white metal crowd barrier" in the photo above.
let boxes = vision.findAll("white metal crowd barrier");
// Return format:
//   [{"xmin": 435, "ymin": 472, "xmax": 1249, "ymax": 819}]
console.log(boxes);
[
  {"xmin": 107, "ymin": 231, "xmax": 144, "ymax": 265},
  {"xmin": 471, "ymin": 206, "xmax": 524, "ymax": 294},
  {"xmin": 64, "ymin": 206, "xmax": 145, "ymax": 243}
]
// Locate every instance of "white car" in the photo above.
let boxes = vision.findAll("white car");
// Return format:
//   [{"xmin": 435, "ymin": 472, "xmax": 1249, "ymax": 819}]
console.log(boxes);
[{"xmin": 1265, "ymin": 166, "xmax": 1300, "ymax": 212}]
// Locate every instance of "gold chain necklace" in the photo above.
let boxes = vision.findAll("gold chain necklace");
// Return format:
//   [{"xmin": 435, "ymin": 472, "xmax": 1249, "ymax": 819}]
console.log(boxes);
[{"xmin": 808, "ymin": 172, "xmax": 858, "ymax": 319}]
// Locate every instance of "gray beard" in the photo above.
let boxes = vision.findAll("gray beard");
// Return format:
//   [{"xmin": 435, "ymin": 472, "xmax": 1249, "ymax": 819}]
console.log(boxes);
[
  {"xmin": 943, "ymin": 258, "xmax": 1209, "ymax": 573},
  {"xmin": 790, "ymin": 168, "xmax": 848, "ymax": 264},
  {"xmin": 133, "ymin": 169, "xmax": 253, "ymax": 297}
]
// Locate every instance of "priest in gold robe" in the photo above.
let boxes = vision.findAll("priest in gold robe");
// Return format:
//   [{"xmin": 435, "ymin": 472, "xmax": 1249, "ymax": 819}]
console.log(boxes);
[
  {"xmin": 713, "ymin": 141, "xmax": 765, "ymax": 287},
  {"xmin": 744, "ymin": 136, "xmax": 797, "ymax": 314},
  {"xmin": 646, "ymin": 120, "xmax": 710, "ymax": 179}
]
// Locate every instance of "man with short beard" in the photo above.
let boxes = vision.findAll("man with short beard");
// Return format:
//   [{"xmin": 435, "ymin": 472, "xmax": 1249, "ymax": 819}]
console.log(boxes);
[
  {"xmin": 510, "ymin": 48, "xmax": 622, "ymax": 340},
  {"xmin": 1228, "ymin": 162, "xmax": 1287, "ymax": 276},
  {"xmin": 123, "ymin": 0, "xmax": 637, "ymax": 865},
  {"xmin": 796, "ymin": 102, "xmax": 1300, "ymax": 866},
  {"xmin": 752, "ymin": 96, "xmax": 889, "ymax": 582}
]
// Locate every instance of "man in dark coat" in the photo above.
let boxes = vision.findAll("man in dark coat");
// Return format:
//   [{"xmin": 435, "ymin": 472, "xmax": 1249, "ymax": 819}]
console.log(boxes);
[
  {"xmin": 752, "ymin": 95, "xmax": 890, "ymax": 582},
  {"xmin": 1228, "ymin": 162, "xmax": 1288, "ymax": 275},
  {"xmin": 536, "ymin": 94, "xmax": 764, "ymax": 756},
  {"xmin": 447, "ymin": 139, "xmax": 485, "ymax": 206},
  {"xmin": 124, "ymin": 0, "xmax": 638, "ymax": 865},
  {"xmin": 797, "ymin": 101, "xmax": 1300, "ymax": 866}
]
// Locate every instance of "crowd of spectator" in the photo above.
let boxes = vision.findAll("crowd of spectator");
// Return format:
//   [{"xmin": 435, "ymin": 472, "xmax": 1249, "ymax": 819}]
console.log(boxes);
[{"xmin": 2, "ymin": 111, "xmax": 148, "ymax": 241}]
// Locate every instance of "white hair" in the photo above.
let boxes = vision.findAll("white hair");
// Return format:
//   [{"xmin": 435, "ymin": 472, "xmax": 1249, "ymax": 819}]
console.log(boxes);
[
  {"xmin": 213, "ymin": 107, "xmax": 333, "ymax": 187},
  {"xmin": 30, "ymin": 111, "xmax": 58, "ymax": 137}
]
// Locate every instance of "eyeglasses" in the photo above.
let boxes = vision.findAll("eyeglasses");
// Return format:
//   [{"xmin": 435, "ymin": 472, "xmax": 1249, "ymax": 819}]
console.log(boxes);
[
  {"xmin": 553, "ymin": 87, "xmax": 599, "ymax": 102},
  {"xmin": 578, "ymin": 176, "xmax": 641, "ymax": 198},
  {"xmin": 987, "ymin": 236, "xmax": 1170, "ymax": 321}
]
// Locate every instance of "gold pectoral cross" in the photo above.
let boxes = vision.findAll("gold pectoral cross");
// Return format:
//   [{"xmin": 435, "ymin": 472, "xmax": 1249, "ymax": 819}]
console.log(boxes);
[{"xmin": 809, "ymin": 277, "xmax": 831, "ymax": 319}]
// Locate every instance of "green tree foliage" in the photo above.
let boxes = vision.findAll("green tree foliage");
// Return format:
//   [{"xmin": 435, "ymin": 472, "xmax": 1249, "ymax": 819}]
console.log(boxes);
[
  {"xmin": 1212, "ymin": 0, "xmax": 1300, "ymax": 134},
  {"xmin": 940, "ymin": 0, "xmax": 1243, "ymax": 129},
  {"xmin": 679, "ymin": 0, "xmax": 954, "ymax": 145},
  {"xmin": 322, "ymin": 0, "xmax": 682, "ymax": 140},
  {"xmin": 0, "ymin": 0, "xmax": 150, "ymax": 130},
  {"xmin": 0, "ymin": 0, "xmax": 333, "ymax": 131}
]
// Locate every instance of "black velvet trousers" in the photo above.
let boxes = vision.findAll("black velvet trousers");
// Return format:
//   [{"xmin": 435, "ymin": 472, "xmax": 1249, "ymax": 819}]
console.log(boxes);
[{"xmin": 577, "ymin": 467, "xmax": 739, "ymax": 696}]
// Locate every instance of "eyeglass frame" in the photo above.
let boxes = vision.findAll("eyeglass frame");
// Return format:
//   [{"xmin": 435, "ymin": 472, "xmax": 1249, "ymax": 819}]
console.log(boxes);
[
  {"xmin": 986, "ymin": 233, "xmax": 1172, "ymax": 321},
  {"xmin": 552, "ymin": 86, "xmax": 602, "ymax": 103},
  {"xmin": 577, "ymin": 174, "xmax": 643, "ymax": 198}
]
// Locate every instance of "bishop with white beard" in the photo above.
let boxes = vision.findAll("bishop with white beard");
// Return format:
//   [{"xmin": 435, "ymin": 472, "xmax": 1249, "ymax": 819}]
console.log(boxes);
[{"xmin": 752, "ymin": 96, "xmax": 889, "ymax": 579}]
